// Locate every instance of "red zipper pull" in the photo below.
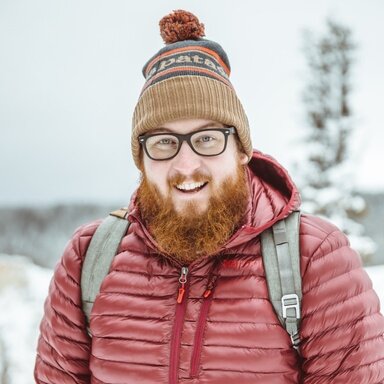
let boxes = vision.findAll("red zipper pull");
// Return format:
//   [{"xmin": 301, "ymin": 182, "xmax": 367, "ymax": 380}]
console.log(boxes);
[
  {"xmin": 177, "ymin": 267, "xmax": 189, "ymax": 304},
  {"xmin": 203, "ymin": 270, "xmax": 219, "ymax": 299},
  {"xmin": 203, "ymin": 289, "xmax": 212, "ymax": 298}
]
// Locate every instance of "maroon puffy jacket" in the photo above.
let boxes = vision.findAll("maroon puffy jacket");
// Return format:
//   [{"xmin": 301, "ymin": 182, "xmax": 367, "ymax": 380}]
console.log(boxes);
[{"xmin": 35, "ymin": 151, "xmax": 384, "ymax": 383}]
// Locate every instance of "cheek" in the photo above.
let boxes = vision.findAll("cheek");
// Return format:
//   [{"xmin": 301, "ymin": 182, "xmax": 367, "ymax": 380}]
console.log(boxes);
[
  {"xmin": 143, "ymin": 160, "xmax": 170, "ymax": 192},
  {"xmin": 209, "ymin": 163, "xmax": 237, "ymax": 187},
  {"xmin": 212, "ymin": 152, "xmax": 244, "ymax": 185}
]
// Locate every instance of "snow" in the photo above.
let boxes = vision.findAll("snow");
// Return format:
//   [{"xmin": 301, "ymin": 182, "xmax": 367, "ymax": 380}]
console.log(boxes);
[
  {"xmin": 0, "ymin": 254, "xmax": 383, "ymax": 383},
  {"xmin": 364, "ymin": 265, "xmax": 384, "ymax": 304},
  {"xmin": 0, "ymin": 255, "xmax": 52, "ymax": 384}
]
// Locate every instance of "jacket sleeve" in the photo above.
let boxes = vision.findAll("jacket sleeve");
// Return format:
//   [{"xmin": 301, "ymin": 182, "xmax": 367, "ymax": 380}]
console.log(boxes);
[
  {"xmin": 300, "ymin": 216, "xmax": 384, "ymax": 384},
  {"xmin": 34, "ymin": 223, "xmax": 97, "ymax": 384}
]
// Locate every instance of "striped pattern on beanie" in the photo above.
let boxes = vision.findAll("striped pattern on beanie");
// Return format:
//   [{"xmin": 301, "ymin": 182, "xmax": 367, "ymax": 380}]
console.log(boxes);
[{"xmin": 141, "ymin": 40, "xmax": 233, "ymax": 94}]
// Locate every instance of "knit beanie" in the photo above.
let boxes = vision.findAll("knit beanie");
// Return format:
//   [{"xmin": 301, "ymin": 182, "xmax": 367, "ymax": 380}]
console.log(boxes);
[{"xmin": 131, "ymin": 10, "xmax": 252, "ymax": 168}]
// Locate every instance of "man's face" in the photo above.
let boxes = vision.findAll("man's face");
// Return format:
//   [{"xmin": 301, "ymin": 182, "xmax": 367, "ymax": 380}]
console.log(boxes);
[{"xmin": 141, "ymin": 118, "xmax": 249, "ymax": 215}]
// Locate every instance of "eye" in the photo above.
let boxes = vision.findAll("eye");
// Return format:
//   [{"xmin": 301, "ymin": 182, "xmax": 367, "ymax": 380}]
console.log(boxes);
[
  {"xmin": 192, "ymin": 130, "xmax": 223, "ymax": 148},
  {"xmin": 199, "ymin": 135, "xmax": 215, "ymax": 143},
  {"xmin": 148, "ymin": 135, "xmax": 178, "ymax": 149},
  {"xmin": 158, "ymin": 138, "xmax": 175, "ymax": 145}
]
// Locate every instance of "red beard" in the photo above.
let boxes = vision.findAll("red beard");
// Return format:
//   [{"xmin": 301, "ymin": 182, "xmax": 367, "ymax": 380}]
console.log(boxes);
[{"xmin": 136, "ymin": 163, "xmax": 249, "ymax": 264}]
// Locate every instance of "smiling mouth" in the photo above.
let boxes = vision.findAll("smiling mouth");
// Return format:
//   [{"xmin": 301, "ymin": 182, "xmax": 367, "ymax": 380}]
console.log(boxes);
[{"xmin": 175, "ymin": 181, "xmax": 208, "ymax": 193}]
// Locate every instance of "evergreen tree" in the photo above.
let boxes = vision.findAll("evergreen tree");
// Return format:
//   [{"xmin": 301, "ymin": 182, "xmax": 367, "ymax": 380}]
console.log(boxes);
[{"xmin": 299, "ymin": 19, "xmax": 376, "ymax": 262}]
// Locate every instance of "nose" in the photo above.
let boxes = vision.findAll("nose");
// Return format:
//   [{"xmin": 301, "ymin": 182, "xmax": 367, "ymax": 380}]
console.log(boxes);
[{"xmin": 171, "ymin": 140, "xmax": 202, "ymax": 175}]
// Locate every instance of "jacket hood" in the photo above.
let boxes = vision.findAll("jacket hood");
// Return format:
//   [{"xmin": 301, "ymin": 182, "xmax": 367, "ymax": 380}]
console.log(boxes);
[
  {"xmin": 128, "ymin": 149, "xmax": 301, "ymax": 253},
  {"xmin": 225, "ymin": 150, "xmax": 301, "ymax": 249}
]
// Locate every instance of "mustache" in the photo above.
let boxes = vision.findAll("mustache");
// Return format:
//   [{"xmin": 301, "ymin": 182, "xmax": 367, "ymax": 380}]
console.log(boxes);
[{"xmin": 168, "ymin": 171, "xmax": 212, "ymax": 187}]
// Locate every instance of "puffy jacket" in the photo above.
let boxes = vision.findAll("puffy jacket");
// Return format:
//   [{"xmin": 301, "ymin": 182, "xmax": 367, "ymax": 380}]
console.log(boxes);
[{"xmin": 35, "ymin": 151, "xmax": 384, "ymax": 383}]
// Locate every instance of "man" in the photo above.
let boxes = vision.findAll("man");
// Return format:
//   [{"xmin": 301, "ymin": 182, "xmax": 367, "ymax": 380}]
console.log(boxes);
[{"xmin": 34, "ymin": 10, "xmax": 384, "ymax": 384}]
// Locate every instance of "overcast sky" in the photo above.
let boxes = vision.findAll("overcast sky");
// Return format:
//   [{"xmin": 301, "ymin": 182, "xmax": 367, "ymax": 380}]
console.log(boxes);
[{"xmin": 1, "ymin": 0, "xmax": 383, "ymax": 206}]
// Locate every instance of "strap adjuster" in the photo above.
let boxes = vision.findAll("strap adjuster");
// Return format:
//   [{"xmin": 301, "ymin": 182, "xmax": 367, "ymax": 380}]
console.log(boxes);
[
  {"xmin": 110, "ymin": 207, "xmax": 129, "ymax": 220},
  {"xmin": 290, "ymin": 332, "xmax": 301, "ymax": 350},
  {"xmin": 282, "ymin": 293, "xmax": 300, "ymax": 319}
]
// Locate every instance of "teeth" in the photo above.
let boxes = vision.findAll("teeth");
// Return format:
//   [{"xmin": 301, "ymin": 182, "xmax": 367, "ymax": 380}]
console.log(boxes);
[{"xmin": 176, "ymin": 182, "xmax": 205, "ymax": 191}]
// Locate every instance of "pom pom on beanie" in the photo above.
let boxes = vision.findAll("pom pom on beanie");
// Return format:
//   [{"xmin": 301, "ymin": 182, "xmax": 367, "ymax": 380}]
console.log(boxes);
[{"xmin": 159, "ymin": 10, "xmax": 205, "ymax": 44}]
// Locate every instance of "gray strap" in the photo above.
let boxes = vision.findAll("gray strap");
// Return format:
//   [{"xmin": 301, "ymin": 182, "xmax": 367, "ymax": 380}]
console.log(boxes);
[
  {"xmin": 261, "ymin": 211, "xmax": 301, "ymax": 349},
  {"xmin": 81, "ymin": 214, "xmax": 130, "ymax": 328}
]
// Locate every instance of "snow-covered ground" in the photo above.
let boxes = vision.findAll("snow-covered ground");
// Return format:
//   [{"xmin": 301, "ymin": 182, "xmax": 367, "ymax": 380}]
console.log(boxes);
[
  {"xmin": 0, "ymin": 254, "xmax": 383, "ymax": 384},
  {"xmin": 0, "ymin": 255, "xmax": 52, "ymax": 384}
]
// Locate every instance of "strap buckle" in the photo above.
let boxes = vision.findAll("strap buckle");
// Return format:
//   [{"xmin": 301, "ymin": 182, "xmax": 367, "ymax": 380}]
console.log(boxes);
[{"xmin": 282, "ymin": 293, "xmax": 300, "ymax": 319}]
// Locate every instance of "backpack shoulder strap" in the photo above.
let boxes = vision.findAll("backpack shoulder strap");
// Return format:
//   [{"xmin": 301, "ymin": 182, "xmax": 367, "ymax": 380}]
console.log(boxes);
[
  {"xmin": 81, "ymin": 208, "xmax": 130, "ymax": 329},
  {"xmin": 261, "ymin": 210, "xmax": 301, "ymax": 350}
]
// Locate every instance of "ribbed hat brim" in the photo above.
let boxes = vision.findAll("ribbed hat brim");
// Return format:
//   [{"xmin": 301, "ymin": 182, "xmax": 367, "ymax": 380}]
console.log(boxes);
[{"xmin": 132, "ymin": 75, "xmax": 252, "ymax": 168}]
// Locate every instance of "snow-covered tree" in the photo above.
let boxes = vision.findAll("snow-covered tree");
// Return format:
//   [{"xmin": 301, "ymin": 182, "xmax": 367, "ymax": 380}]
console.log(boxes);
[{"xmin": 298, "ymin": 19, "xmax": 376, "ymax": 262}]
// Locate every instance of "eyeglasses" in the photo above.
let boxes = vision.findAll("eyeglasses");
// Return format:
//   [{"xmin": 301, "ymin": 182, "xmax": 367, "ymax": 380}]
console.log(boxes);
[{"xmin": 138, "ymin": 127, "xmax": 236, "ymax": 161}]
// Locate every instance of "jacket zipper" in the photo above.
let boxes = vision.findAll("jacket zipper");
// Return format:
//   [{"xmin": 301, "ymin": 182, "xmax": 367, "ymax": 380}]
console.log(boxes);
[
  {"xmin": 189, "ymin": 271, "xmax": 218, "ymax": 378},
  {"xmin": 169, "ymin": 266, "xmax": 189, "ymax": 384}
]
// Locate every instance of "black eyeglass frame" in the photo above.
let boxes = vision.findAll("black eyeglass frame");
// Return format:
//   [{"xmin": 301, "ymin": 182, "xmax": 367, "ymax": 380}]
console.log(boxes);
[{"xmin": 138, "ymin": 127, "xmax": 236, "ymax": 161}]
